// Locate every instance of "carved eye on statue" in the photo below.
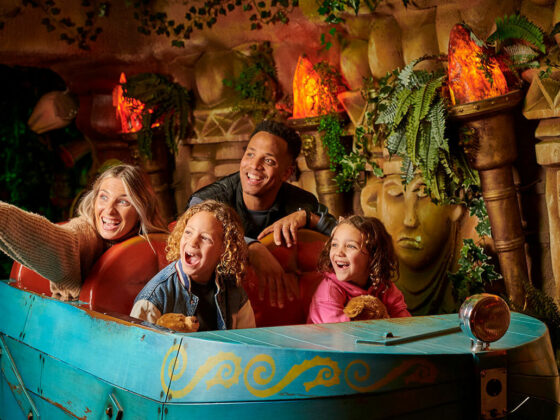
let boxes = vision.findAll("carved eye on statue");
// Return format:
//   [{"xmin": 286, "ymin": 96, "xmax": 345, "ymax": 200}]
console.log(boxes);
[
  {"xmin": 414, "ymin": 183, "xmax": 428, "ymax": 198},
  {"xmin": 384, "ymin": 182, "xmax": 403, "ymax": 198}
]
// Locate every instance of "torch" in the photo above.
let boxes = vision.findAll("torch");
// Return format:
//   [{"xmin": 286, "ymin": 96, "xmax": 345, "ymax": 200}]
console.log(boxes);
[{"xmin": 447, "ymin": 24, "xmax": 529, "ymax": 307}]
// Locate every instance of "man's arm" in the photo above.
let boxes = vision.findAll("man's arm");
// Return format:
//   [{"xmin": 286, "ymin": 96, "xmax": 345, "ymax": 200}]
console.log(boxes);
[
  {"xmin": 257, "ymin": 202, "xmax": 336, "ymax": 247},
  {"xmin": 247, "ymin": 241, "xmax": 299, "ymax": 308}
]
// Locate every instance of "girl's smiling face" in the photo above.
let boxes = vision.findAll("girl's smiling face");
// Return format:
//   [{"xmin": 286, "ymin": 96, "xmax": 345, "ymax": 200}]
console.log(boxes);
[
  {"xmin": 94, "ymin": 177, "xmax": 140, "ymax": 241},
  {"xmin": 329, "ymin": 223, "xmax": 370, "ymax": 288},
  {"xmin": 179, "ymin": 211, "xmax": 224, "ymax": 285}
]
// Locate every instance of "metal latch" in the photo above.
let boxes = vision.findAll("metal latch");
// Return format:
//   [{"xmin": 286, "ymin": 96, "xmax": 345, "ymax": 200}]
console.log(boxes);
[
  {"xmin": 104, "ymin": 391, "xmax": 124, "ymax": 420},
  {"xmin": 480, "ymin": 367, "xmax": 507, "ymax": 419}
]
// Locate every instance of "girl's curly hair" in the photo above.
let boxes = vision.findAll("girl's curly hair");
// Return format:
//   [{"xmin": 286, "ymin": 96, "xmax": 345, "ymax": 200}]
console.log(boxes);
[
  {"xmin": 317, "ymin": 215, "xmax": 398, "ymax": 290},
  {"xmin": 166, "ymin": 200, "xmax": 248, "ymax": 285}
]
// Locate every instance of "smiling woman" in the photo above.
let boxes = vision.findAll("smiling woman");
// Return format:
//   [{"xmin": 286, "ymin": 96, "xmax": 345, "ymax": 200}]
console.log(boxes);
[{"xmin": 0, "ymin": 164, "xmax": 168, "ymax": 300}]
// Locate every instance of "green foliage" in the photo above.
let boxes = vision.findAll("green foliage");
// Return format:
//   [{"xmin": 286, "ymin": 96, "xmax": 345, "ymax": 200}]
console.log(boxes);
[
  {"xmin": 449, "ymin": 239, "xmax": 501, "ymax": 306},
  {"xmin": 376, "ymin": 57, "xmax": 479, "ymax": 203},
  {"xmin": 520, "ymin": 278, "xmax": 560, "ymax": 366},
  {"xmin": 130, "ymin": 0, "xmax": 297, "ymax": 47},
  {"xmin": 487, "ymin": 13, "xmax": 545, "ymax": 54},
  {"xmin": 448, "ymin": 199, "xmax": 501, "ymax": 308},
  {"xmin": 223, "ymin": 42, "xmax": 279, "ymax": 121},
  {"xmin": 121, "ymin": 73, "xmax": 193, "ymax": 159},
  {"xmin": 0, "ymin": 66, "xmax": 88, "ymax": 278},
  {"xmin": 20, "ymin": 0, "xmax": 110, "ymax": 50}
]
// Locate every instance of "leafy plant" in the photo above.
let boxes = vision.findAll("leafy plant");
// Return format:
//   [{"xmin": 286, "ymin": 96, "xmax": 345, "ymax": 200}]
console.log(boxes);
[
  {"xmin": 448, "ymin": 198, "xmax": 500, "ymax": 306},
  {"xmin": 21, "ymin": 0, "xmax": 110, "ymax": 50},
  {"xmin": 121, "ymin": 73, "xmax": 193, "ymax": 159},
  {"xmin": 484, "ymin": 13, "xmax": 560, "ymax": 80},
  {"xmin": 130, "ymin": 0, "xmax": 297, "ymax": 48},
  {"xmin": 374, "ymin": 56, "xmax": 479, "ymax": 203},
  {"xmin": 223, "ymin": 42, "xmax": 280, "ymax": 121},
  {"xmin": 519, "ymin": 277, "xmax": 560, "ymax": 366}
]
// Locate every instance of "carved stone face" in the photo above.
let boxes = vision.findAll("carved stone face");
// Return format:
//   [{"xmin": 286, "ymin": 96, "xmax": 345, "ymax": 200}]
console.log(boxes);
[{"xmin": 361, "ymin": 173, "xmax": 462, "ymax": 271}]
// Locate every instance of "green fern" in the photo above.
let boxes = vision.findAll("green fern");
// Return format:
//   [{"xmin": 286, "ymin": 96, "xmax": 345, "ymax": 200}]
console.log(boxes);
[
  {"xmin": 393, "ymin": 88, "xmax": 414, "ymax": 127},
  {"xmin": 487, "ymin": 13, "xmax": 545, "ymax": 54}
]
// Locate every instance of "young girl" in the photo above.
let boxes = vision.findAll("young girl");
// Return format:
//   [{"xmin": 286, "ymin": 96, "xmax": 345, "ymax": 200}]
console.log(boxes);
[
  {"xmin": 308, "ymin": 215, "xmax": 410, "ymax": 324},
  {"xmin": 130, "ymin": 200, "xmax": 255, "ymax": 331}
]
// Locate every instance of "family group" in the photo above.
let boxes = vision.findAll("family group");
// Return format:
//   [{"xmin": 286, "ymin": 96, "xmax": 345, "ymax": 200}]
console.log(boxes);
[{"xmin": 0, "ymin": 120, "xmax": 410, "ymax": 332}]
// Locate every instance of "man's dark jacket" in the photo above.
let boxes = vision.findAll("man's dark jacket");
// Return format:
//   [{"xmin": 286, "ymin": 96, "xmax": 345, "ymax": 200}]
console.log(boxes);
[{"xmin": 189, "ymin": 172, "xmax": 336, "ymax": 240}]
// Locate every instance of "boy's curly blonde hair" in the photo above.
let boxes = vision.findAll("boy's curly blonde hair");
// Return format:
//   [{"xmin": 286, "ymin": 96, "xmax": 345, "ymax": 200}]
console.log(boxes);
[
  {"xmin": 317, "ymin": 215, "xmax": 398, "ymax": 291},
  {"xmin": 166, "ymin": 200, "xmax": 248, "ymax": 285}
]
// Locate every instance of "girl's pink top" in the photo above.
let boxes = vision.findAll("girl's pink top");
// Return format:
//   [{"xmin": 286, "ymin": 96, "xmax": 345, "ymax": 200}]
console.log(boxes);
[{"xmin": 307, "ymin": 272, "xmax": 411, "ymax": 324}]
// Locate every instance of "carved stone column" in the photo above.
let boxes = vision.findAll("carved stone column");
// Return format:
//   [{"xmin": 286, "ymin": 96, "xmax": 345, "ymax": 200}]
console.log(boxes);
[
  {"xmin": 450, "ymin": 90, "xmax": 528, "ymax": 307},
  {"xmin": 534, "ymin": 118, "xmax": 560, "ymax": 299},
  {"xmin": 288, "ymin": 116, "xmax": 352, "ymax": 218}
]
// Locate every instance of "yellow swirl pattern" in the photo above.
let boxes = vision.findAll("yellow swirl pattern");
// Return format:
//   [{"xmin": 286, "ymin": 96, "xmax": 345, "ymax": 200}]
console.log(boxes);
[
  {"xmin": 344, "ymin": 359, "xmax": 436, "ymax": 392},
  {"xmin": 160, "ymin": 344, "xmax": 242, "ymax": 399},
  {"xmin": 244, "ymin": 354, "xmax": 340, "ymax": 397}
]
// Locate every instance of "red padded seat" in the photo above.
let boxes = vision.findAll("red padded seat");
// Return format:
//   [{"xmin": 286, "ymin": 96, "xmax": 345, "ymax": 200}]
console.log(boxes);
[
  {"xmin": 10, "ymin": 233, "xmax": 169, "ymax": 315},
  {"xmin": 244, "ymin": 229, "xmax": 327, "ymax": 327},
  {"xmin": 79, "ymin": 233, "xmax": 169, "ymax": 314}
]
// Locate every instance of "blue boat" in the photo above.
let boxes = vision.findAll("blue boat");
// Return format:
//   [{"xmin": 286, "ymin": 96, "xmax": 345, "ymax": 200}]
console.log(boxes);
[{"xmin": 1, "ymin": 233, "xmax": 559, "ymax": 419}]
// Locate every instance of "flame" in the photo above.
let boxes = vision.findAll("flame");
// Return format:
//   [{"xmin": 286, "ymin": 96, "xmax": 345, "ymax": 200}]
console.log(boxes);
[
  {"xmin": 292, "ymin": 56, "xmax": 344, "ymax": 118},
  {"xmin": 448, "ymin": 24, "xmax": 508, "ymax": 105},
  {"xmin": 113, "ymin": 72, "xmax": 145, "ymax": 133}
]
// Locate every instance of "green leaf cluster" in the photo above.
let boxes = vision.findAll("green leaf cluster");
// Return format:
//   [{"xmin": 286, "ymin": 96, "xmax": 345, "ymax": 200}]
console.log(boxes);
[
  {"xmin": 449, "ymin": 238, "xmax": 501, "ymax": 308},
  {"xmin": 122, "ymin": 73, "xmax": 193, "ymax": 159},
  {"xmin": 448, "ymin": 199, "xmax": 500, "ymax": 308},
  {"xmin": 376, "ymin": 57, "xmax": 479, "ymax": 203},
  {"xmin": 223, "ymin": 42, "xmax": 279, "ymax": 121},
  {"xmin": 519, "ymin": 277, "xmax": 560, "ymax": 366},
  {"xmin": 130, "ymin": 0, "xmax": 296, "ymax": 48},
  {"xmin": 20, "ymin": 0, "xmax": 109, "ymax": 50},
  {"xmin": 487, "ymin": 13, "xmax": 545, "ymax": 55}
]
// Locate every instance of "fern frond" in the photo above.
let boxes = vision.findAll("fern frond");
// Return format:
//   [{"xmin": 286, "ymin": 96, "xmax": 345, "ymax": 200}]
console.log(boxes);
[
  {"xmin": 387, "ymin": 129, "xmax": 407, "ymax": 156},
  {"xmin": 418, "ymin": 76, "xmax": 444, "ymax": 121},
  {"xmin": 503, "ymin": 43, "xmax": 541, "ymax": 64},
  {"xmin": 397, "ymin": 58, "xmax": 422, "ymax": 87},
  {"xmin": 409, "ymin": 70, "xmax": 436, "ymax": 89},
  {"xmin": 405, "ymin": 113, "xmax": 420, "ymax": 163},
  {"xmin": 427, "ymin": 98, "xmax": 448, "ymax": 151},
  {"xmin": 487, "ymin": 14, "xmax": 545, "ymax": 54},
  {"xmin": 418, "ymin": 123, "xmax": 439, "ymax": 176},
  {"xmin": 393, "ymin": 88, "xmax": 414, "ymax": 127},
  {"xmin": 376, "ymin": 100, "xmax": 398, "ymax": 125},
  {"xmin": 400, "ymin": 155, "xmax": 415, "ymax": 185}
]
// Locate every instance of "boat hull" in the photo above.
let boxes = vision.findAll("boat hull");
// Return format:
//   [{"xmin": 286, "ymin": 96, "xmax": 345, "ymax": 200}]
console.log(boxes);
[{"xmin": 1, "ymin": 280, "xmax": 558, "ymax": 419}]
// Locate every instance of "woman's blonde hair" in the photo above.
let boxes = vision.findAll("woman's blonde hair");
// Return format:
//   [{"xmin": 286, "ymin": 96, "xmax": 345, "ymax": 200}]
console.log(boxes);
[
  {"xmin": 317, "ymin": 215, "xmax": 398, "ymax": 291},
  {"xmin": 166, "ymin": 200, "xmax": 248, "ymax": 286},
  {"xmin": 77, "ymin": 164, "xmax": 168, "ymax": 239}
]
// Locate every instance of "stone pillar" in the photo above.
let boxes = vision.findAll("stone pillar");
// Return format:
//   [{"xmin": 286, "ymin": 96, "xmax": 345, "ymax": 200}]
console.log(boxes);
[{"xmin": 534, "ymin": 118, "xmax": 560, "ymax": 299}]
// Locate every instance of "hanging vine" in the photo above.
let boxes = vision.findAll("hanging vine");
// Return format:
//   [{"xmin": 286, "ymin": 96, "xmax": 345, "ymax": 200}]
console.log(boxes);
[{"xmin": 131, "ymin": 0, "xmax": 298, "ymax": 48}]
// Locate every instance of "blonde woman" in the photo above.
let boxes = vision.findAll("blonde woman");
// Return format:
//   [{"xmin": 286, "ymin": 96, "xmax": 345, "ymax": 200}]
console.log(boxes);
[
  {"xmin": 131, "ymin": 200, "xmax": 255, "ymax": 331},
  {"xmin": 0, "ymin": 164, "xmax": 168, "ymax": 300}
]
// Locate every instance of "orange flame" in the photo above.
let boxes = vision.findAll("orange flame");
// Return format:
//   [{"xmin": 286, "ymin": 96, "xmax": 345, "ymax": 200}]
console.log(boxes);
[
  {"xmin": 113, "ymin": 72, "xmax": 145, "ymax": 133},
  {"xmin": 448, "ymin": 24, "xmax": 508, "ymax": 105},
  {"xmin": 292, "ymin": 56, "xmax": 343, "ymax": 118}
]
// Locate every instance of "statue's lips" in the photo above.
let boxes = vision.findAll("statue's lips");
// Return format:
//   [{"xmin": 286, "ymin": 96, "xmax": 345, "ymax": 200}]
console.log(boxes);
[{"xmin": 397, "ymin": 237, "xmax": 422, "ymax": 250}]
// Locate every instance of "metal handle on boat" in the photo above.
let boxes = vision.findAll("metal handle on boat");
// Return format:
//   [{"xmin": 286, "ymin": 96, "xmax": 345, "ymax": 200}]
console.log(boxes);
[{"xmin": 355, "ymin": 326, "xmax": 462, "ymax": 346}]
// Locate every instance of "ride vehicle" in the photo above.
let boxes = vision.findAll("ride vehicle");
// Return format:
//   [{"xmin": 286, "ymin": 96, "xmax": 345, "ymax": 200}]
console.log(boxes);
[{"xmin": 1, "ymin": 230, "xmax": 558, "ymax": 419}]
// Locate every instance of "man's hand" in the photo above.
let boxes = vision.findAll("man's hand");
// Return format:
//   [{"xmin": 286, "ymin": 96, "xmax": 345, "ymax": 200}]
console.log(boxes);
[
  {"xmin": 248, "ymin": 241, "xmax": 299, "ymax": 308},
  {"xmin": 257, "ymin": 209, "xmax": 306, "ymax": 247}
]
